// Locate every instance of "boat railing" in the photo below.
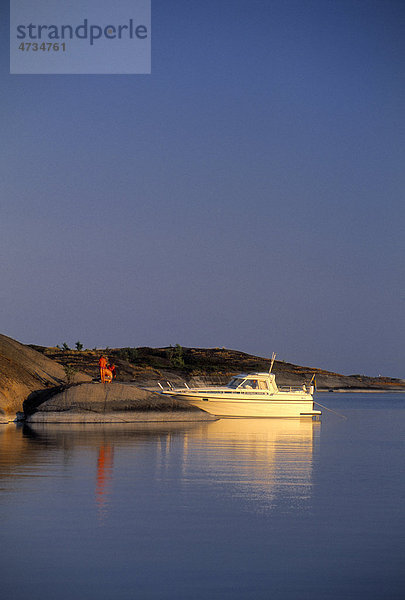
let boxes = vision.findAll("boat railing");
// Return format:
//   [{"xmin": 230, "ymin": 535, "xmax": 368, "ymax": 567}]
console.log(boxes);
[
  {"xmin": 278, "ymin": 385, "xmax": 308, "ymax": 393},
  {"xmin": 158, "ymin": 381, "xmax": 226, "ymax": 392},
  {"xmin": 158, "ymin": 382, "xmax": 310, "ymax": 394}
]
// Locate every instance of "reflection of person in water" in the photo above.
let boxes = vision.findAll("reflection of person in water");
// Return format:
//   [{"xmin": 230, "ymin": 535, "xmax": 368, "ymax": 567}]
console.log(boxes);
[{"xmin": 96, "ymin": 445, "xmax": 114, "ymax": 515}]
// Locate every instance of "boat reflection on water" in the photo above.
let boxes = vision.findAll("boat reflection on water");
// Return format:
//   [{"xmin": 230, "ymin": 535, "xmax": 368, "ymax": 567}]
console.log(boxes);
[
  {"xmin": 1, "ymin": 418, "xmax": 320, "ymax": 517},
  {"xmin": 178, "ymin": 418, "xmax": 320, "ymax": 512}
]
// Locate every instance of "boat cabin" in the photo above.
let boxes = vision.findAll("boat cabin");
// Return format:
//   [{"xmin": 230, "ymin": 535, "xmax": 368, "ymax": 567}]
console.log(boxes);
[{"xmin": 227, "ymin": 373, "xmax": 279, "ymax": 394}]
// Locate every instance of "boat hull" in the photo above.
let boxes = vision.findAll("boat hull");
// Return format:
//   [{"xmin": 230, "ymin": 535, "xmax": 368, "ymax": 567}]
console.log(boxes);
[{"xmin": 166, "ymin": 393, "xmax": 320, "ymax": 418}]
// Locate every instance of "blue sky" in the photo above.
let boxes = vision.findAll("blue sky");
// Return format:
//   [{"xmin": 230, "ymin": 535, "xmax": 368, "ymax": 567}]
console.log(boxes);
[{"xmin": 1, "ymin": 0, "xmax": 404, "ymax": 377}]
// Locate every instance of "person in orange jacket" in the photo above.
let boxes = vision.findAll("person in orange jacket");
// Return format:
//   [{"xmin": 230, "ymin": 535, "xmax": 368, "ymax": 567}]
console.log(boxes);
[
  {"xmin": 99, "ymin": 355, "xmax": 107, "ymax": 383},
  {"xmin": 108, "ymin": 363, "xmax": 117, "ymax": 380}
]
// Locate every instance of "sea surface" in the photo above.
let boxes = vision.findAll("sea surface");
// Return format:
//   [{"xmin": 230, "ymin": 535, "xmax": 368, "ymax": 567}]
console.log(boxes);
[{"xmin": 1, "ymin": 393, "xmax": 404, "ymax": 600}]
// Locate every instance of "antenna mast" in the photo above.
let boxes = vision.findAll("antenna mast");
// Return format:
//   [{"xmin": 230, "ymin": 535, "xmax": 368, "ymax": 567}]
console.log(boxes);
[{"xmin": 269, "ymin": 352, "xmax": 277, "ymax": 373}]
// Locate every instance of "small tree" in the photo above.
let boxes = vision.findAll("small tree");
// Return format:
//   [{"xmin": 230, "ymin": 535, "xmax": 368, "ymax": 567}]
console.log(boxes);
[
  {"xmin": 168, "ymin": 344, "xmax": 185, "ymax": 368},
  {"xmin": 75, "ymin": 341, "xmax": 83, "ymax": 351},
  {"xmin": 128, "ymin": 347, "xmax": 138, "ymax": 363},
  {"xmin": 62, "ymin": 342, "xmax": 70, "ymax": 351},
  {"xmin": 117, "ymin": 347, "xmax": 138, "ymax": 363},
  {"xmin": 64, "ymin": 364, "xmax": 77, "ymax": 384}
]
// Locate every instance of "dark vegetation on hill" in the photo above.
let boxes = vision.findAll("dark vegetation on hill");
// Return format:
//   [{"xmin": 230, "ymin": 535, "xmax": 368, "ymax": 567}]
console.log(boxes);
[{"xmin": 29, "ymin": 344, "xmax": 404, "ymax": 391}]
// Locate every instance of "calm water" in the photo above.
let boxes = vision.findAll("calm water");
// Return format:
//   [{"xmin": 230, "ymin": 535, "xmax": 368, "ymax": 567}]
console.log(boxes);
[{"xmin": 1, "ymin": 393, "xmax": 404, "ymax": 600}]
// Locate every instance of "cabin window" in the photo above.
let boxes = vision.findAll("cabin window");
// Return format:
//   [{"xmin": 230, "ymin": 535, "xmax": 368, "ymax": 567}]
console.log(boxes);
[{"xmin": 239, "ymin": 379, "xmax": 259, "ymax": 389}]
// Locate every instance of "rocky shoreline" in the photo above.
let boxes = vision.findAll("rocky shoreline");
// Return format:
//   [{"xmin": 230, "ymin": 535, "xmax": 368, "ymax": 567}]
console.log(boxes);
[
  {"xmin": 23, "ymin": 382, "xmax": 216, "ymax": 424},
  {"xmin": 1, "ymin": 333, "xmax": 404, "ymax": 423}
]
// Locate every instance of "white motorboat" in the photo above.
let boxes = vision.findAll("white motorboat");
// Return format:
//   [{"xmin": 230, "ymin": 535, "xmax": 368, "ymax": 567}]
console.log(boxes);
[{"xmin": 159, "ymin": 357, "xmax": 321, "ymax": 418}]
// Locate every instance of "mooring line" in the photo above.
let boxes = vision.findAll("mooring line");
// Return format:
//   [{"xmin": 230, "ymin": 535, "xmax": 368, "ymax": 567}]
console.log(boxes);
[{"xmin": 314, "ymin": 401, "xmax": 347, "ymax": 420}]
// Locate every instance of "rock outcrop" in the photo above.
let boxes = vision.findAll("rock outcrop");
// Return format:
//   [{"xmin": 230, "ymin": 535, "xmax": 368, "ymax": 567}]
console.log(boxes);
[
  {"xmin": 24, "ymin": 382, "xmax": 215, "ymax": 423},
  {"xmin": 0, "ymin": 334, "xmax": 91, "ymax": 422}
]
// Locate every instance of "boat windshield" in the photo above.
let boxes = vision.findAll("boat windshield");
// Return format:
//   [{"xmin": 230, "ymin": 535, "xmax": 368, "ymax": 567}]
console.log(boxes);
[{"xmin": 227, "ymin": 378, "xmax": 244, "ymax": 389}]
